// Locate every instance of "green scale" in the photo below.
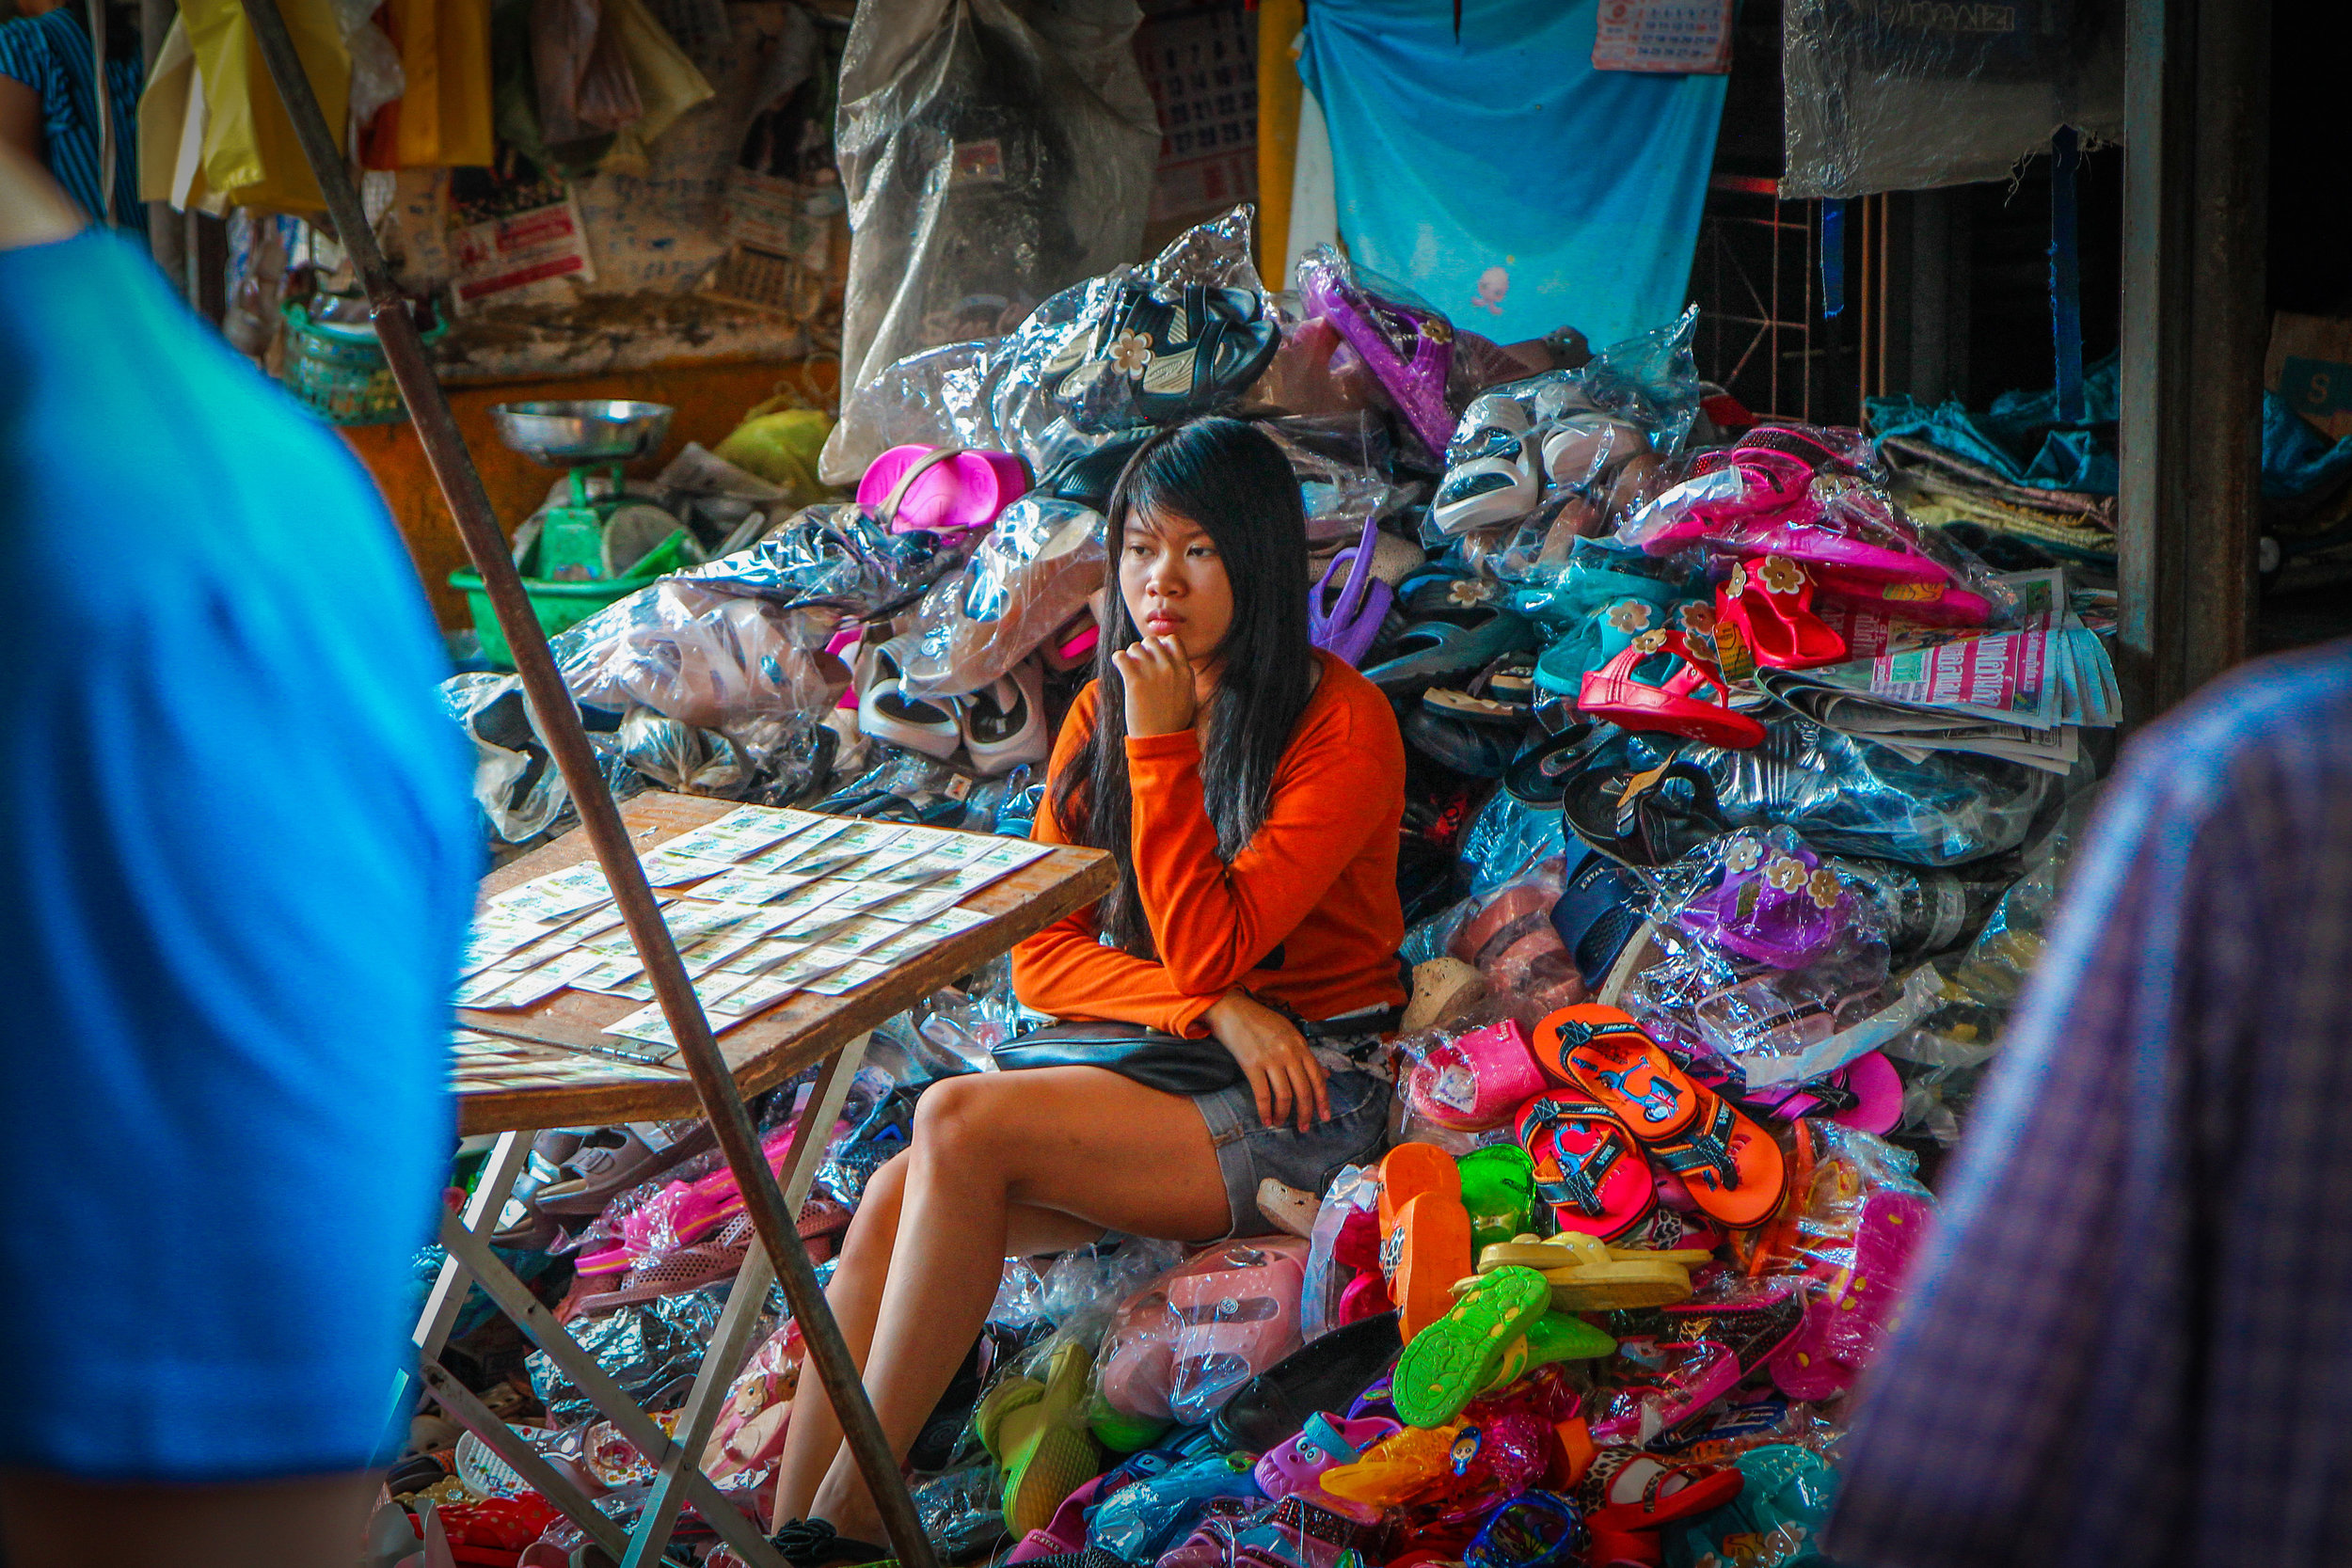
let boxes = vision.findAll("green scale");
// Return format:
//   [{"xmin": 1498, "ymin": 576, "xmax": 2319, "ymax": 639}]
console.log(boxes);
[{"xmin": 453, "ymin": 401, "xmax": 691, "ymax": 666}]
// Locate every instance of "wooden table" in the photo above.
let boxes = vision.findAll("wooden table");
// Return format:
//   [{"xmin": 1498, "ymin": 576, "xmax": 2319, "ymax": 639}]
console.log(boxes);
[{"xmin": 414, "ymin": 793, "xmax": 1114, "ymax": 1568}]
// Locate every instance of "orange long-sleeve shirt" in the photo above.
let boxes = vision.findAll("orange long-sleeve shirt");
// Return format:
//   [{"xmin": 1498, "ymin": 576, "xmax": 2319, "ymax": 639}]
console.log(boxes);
[{"xmin": 1012, "ymin": 649, "xmax": 1408, "ymax": 1037}]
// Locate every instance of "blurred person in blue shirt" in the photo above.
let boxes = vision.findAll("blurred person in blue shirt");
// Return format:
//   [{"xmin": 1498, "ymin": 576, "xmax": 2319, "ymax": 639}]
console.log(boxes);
[{"xmin": 0, "ymin": 143, "xmax": 474, "ymax": 1567}]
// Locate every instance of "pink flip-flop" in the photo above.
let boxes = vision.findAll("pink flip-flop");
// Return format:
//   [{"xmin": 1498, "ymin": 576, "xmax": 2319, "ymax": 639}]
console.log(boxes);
[
  {"xmin": 1772, "ymin": 1189, "xmax": 1931, "ymax": 1401},
  {"xmin": 857, "ymin": 444, "xmax": 1030, "ymax": 535},
  {"xmin": 1406, "ymin": 1019, "xmax": 1548, "ymax": 1132},
  {"xmin": 1748, "ymin": 1051, "xmax": 1904, "ymax": 1136},
  {"xmin": 1516, "ymin": 1092, "xmax": 1657, "ymax": 1243}
]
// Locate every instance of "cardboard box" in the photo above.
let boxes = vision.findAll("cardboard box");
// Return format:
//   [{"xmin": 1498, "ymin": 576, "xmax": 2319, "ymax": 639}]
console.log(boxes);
[{"xmin": 2266, "ymin": 312, "xmax": 2352, "ymax": 440}]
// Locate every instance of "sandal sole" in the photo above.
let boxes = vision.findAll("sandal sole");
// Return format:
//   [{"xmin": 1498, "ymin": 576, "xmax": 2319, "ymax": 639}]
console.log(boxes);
[{"xmin": 1391, "ymin": 1265, "xmax": 1552, "ymax": 1428}]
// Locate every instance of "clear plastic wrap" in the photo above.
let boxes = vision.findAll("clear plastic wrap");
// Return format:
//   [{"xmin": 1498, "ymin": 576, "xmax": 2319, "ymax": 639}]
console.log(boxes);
[
  {"xmin": 1262, "ymin": 414, "xmax": 1407, "ymax": 545},
  {"xmin": 1094, "ymin": 1239, "xmax": 1309, "ymax": 1427},
  {"xmin": 1628, "ymin": 927, "xmax": 1944, "ymax": 1093},
  {"xmin": 1562, "ymin": 721, "xmax": 2059, "ymax": 868},
  {"xmin": 1781, "ymin": 0, "xmax": 2123, "ymax": 199},
  {"xmin": 1613, "ymin": 429, "xmax": 2014, "ymax": 632},
  {"xmin": 1086, "ymin": 1451, "xmax": 1262, "ymax": 1563},
  {"xmin": 558, "ymin": 583, "xmax": 845, "ymax": 730},
  {"xmin": 822, "ymin": 209, "xmax": 1264, "ymax": 485},
  {"xmin": 612, "ymin": 707, "xmax": 830, "ymax": 802},
  {"xmin": 1882, "ymin": 797, "xmax": 2090, "ymax": 1139},
  {"xmin": 1299, "ymin": 1164, "xmax": 1376, "ymax": 1343},
  {"xmin": 831, "ymin": 0, "xmax": 1158, "ymax": 397},
  {"xmin": 1446, "ymin": 860, "xmax": 1585, "ymax": 1014},
  {"xmin": 899, "ymin": 496, "xmax": 1104, "ymax": 700},
  {"xmin": 1294, "ymin": 245, "xmax": 1457, "ymax": 461},
  {"xmin": 442, "ymin": 673, "xmax": 568, "ymax": 844},
  {"xmin": 911, "ymin": 1462, "xmax": 1007, "ymax": 1555},
  {"xmin": 1039, "ymin": 1238, "xmax": 1189, "ymax": 1350},
  {"xmin": 1660, "ymin": 1444, "xmax": 1841, "ymax": 1568},
  {"xmin": 527, "ymin": 1286, "xmax": 732, "ymax": 1425}
]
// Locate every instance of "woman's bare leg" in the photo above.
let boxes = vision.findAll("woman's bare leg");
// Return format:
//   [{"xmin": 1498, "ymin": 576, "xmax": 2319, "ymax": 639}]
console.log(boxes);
[
  {"xmin": 800, "ymin": 1068, "xmax": 1230, "ymax": 1543},
  {"xmin": 770, "ymin": 1079, "xmax": 1165, "ymax": 1533}
]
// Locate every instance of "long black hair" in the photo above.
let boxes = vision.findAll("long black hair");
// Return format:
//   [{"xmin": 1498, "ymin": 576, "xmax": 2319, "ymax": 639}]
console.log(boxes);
[{"xmin": 1051, "ymin": 417, "xmax": 1316, "ymax": 958}]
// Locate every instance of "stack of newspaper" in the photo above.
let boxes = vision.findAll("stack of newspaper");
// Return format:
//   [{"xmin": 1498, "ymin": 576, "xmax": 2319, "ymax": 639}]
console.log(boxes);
[{"xmin": 1752, "ymin": 570, "xmax": 2118, "ymax": 774}]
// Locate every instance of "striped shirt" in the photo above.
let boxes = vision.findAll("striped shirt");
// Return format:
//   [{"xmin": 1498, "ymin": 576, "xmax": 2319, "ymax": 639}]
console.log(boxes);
[
  {"xmin": 1826, "ymin": 638, "xmax": 2352, "ymax": 1568},
  {"xmin": 0, "ymin": 7, "xmax": 146, "ymax": 235}
]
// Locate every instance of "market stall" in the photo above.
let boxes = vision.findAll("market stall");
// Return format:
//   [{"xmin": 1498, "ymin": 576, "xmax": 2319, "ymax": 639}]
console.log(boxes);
[{"xmin": 161, "ymin": 2, "xmax": 2135, "ymax": 1566}]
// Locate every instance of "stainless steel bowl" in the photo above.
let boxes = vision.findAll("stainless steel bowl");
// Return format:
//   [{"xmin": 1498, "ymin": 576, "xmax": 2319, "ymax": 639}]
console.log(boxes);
[{"xmin": 490, "ymin": 400, "xmax": 675, "ymax": 467}]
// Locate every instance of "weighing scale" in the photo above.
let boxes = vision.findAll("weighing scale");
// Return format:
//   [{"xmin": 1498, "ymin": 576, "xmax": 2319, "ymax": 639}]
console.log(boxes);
[{"xmin": 490, "ymin": 400, "xmax": 685, "ymax": 581}]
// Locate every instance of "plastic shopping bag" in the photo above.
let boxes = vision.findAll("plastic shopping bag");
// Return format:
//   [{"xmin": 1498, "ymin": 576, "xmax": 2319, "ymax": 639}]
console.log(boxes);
[{"xmin": 181, "ymin": 0, "xmax": 352, "ymax": 214}]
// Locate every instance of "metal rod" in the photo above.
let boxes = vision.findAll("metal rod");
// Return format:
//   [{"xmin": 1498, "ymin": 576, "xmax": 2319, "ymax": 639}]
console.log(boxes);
[
  {"xmin": 439, "ymin": 1212, "xmax": 787, "ymax": 1568},
  {"xmin": 417, "ymin": 1361, "xmax": 632, "ymax": 1560},
  {"xmin": 230, "ymin": 6, "xmax": 940, "ymax": 1564},
  {"xmin": 627, "ymin": 1036, "xmax": 871, "ymax": 1567}
]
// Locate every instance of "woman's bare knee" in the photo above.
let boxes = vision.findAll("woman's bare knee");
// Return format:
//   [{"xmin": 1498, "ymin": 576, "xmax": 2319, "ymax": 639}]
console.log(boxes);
[{"xmin": 908, "ymin": 1073, "xmax": 1017, "ymax": 1172}]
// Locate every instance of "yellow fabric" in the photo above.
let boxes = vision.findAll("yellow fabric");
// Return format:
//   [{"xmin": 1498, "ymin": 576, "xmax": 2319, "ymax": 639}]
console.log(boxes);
[
  {"xmin": 135, "ymin": 18, "xmax": 201, "ymax": 205},
  {"xmin": 385, "ymin": 0, "xmax": 493, "ymax": 167},
  {"xmin": 1254, "ymin": 0, "xmax": 1304, "ymax": 284},
  {"xmin": 435, "ymin": 0, "xmax": 494, "ymax": 166},
  {"xmin": 181, "ymin": 0, "xmax": 351, "ymax": 214}
]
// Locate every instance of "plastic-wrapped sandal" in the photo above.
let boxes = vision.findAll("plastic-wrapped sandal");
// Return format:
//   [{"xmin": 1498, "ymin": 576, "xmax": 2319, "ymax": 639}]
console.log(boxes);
[
  {"xmin": 1713, "ymin": 554, "xmax": 1846, "ymax": 673},
  {"xmin": 1576, "ymin": 630, "xmax": 1765, "ymax": 751},
  {"xmin": 1298, "ymin": 247, "xmax": 1455, "ymax": 456}
]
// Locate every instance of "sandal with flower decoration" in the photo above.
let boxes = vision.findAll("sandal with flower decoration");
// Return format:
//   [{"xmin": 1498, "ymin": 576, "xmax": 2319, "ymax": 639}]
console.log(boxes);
[
  {"xmin": 1043, "ymin": 279, "xmax": 1282, "ymax": 432},
  {"xmin": 1576, "ymin": 629, "xmax": 1766, "ymax": 750},
  {"xmin": 1712, "ymin": 554, "xmax": 1847, "ymax": 673}
]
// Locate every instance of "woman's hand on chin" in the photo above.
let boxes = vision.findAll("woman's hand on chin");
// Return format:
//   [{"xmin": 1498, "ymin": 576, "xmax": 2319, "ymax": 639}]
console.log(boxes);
[
  {"xmin": 1112, "ymin": 635, "xmax": 1199, "ymax": 737},
  {"xmin": 1204, "ymin": 990, "xmax": 1330, "ymax": 1133}
]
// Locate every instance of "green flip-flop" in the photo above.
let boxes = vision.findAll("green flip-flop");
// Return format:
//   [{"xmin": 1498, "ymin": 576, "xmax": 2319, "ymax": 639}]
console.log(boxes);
[
  {"xmin": 984, "ymin": 1340, "xmax": 1101, "ymax": 1536},
  {"xmin": 1391, "ymin": 1264, "xmax": 1553, "ymax": 1428},
  {"xmin": 1478, "ymin": 1309, "xmax": 1621, "ymax": 1394}
]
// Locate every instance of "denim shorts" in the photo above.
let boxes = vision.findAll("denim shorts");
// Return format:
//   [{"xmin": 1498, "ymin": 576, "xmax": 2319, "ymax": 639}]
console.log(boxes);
[{"xmin": 1192, "ymin": 1065, "xmax": 1391, "ymax": 1238}]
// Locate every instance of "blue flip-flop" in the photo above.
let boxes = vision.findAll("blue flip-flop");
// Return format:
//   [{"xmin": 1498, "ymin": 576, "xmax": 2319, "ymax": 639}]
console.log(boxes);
[{"xmin": 1363, "ymin": 610, "xmax": 1540, "ymax": 695}]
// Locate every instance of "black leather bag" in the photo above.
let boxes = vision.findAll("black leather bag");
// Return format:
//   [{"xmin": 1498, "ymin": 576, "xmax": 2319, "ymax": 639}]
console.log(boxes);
[{"xmin": 991, "ymin": 1022, "xmax": 1243, "ymax": 1097}]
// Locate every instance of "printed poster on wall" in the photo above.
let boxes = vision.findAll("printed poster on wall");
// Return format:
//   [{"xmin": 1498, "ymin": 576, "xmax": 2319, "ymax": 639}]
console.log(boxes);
[{"xmin": 444, "ymin": 152, "xmax": 597, "ymax": 312}]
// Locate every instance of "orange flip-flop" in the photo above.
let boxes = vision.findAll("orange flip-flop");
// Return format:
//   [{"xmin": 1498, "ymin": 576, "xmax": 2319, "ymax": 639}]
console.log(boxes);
[
  {"xmin": 1642, "ymin": 1087, "xmax": 1786, "ymax": 1230},
  {"xmin": 1537, "ymin": 1005, "xmax": 1701, "ymax": 1141},
  {"xmin": 1378, "ymin": 1141, "xmax": 1461, "ymax": 1232},
  {"xmin": 1543, "ymin": 1005, "xmax": 1785, "ymax": 1231},
  {"xmin": 1385, "ymin": 1191, "xmax": 1473, "ymax": 1341}
]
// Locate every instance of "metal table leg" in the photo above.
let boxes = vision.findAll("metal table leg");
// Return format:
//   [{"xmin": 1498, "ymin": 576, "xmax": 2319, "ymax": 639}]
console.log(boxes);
[
  {"xmin": 389, "ymin": 1131, "xmax": 532, "ymax": 1458},
  {"xmin": 621, "ymin": 1037, "xmax": 873, "ymax": 1568}
]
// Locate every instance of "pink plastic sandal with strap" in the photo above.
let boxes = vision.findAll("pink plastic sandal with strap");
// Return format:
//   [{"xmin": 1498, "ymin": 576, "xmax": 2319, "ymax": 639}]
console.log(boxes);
[{"xmin": 1578, "ymin": 629, "xmax": 1766, "ymax": 750}]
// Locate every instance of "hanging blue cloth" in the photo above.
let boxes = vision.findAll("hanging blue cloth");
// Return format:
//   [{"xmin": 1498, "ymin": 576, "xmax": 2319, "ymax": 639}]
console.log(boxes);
[{"xmin": 1296, "ymin": 0, "xmax": 1728, "ymax": 349}]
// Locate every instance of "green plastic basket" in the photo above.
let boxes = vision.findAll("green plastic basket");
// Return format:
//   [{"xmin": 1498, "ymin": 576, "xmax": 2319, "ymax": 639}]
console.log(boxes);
[
  {"xmin": 278, "ymin": 300, "xmax": 448, "ymax": 426},
  {"xmin": 450, "ymin": 568, "xmax": 665, "ymax": 670}
]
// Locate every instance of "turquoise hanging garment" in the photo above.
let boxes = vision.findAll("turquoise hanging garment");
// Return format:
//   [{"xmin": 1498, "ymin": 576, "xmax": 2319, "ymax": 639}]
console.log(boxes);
[{"xmin": 1296, "ymin": 0, "xmax": 1728, "ymax": 349}]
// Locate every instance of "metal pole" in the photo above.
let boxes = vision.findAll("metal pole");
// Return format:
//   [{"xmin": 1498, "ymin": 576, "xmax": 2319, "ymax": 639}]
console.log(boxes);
[
  {"xmin": 2118, "ymin": 0, "xmax": 2269, "ymax": 721},
  {"xmin": 227, "ymin": 7, "xmax": 940, "ymax": 1565}
]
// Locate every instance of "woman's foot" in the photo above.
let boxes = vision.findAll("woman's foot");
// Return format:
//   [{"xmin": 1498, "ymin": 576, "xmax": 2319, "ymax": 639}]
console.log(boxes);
[{"xmin": 770, "ymin": 1518, "xmax": 894, "ymax": 1568}]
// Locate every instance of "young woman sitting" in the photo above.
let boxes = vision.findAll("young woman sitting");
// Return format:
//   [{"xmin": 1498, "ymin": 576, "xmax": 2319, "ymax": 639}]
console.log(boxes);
[{"xmin": 769, "ymin": 417, "xmax": 1407, "ymax": 1562}]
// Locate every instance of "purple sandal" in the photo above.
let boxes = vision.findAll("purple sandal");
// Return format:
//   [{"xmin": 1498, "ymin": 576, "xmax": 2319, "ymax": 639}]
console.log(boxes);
[
  {"xmin": 1310, "ymin": 518, "xmax": 1395, "ymax": 667},
  {"xmin": 1297, "ymin": 246, "xmax": 1456, "ymax": 457}
]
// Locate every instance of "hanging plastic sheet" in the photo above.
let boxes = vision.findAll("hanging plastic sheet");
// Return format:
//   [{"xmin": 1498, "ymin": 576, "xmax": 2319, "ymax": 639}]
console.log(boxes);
[
  {"xmin": 1781, "ymin": 0, "xmax": 2123, "ymax": 198},
  {"xmin": 1296, "ymin": 0, "xmax": 1726, "ymax": 349},
  {"xmin": 821, "ymin": 207, "xmax": 1263, "ymax": 486},
  {"xmin": 832, "ymin": 0, "xmax": 1159, "ymax": 398}
]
